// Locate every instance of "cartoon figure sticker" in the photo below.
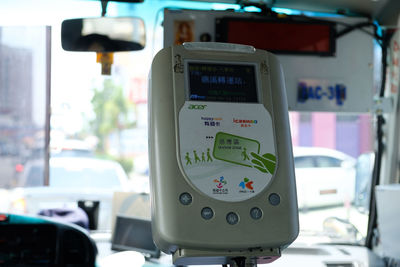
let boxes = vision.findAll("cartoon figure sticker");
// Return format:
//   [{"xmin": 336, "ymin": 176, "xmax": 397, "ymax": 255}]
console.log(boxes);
[{"xmin": 185, "ymin": 148, "xmax": 213, "ymax": 166}]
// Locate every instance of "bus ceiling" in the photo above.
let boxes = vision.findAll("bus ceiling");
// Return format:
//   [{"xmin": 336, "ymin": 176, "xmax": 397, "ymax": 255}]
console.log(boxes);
[{"xmin": 100, "ymin": 0, "xmax": 400, "ymax": 26}]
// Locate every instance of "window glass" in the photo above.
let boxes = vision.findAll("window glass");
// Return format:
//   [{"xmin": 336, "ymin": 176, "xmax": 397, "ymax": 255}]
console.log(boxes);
[
  {"xmin": 0, "ymin": 0, "xmax": 376, "ymax": 248},
  {"xmin": 315, "ymin": 156, "xmax": 342, "ymax": 167},
  {"xmin": 294, "ymin": 156, "xmax": 315, "ymax": 168},
  {"xmin": 290, "ymin": 111, "xmax": 373, "ymax": 244}
]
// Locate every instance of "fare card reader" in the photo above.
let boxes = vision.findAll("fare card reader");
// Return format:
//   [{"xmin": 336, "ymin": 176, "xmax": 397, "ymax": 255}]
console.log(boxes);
[{"xmin": 149, "ymin": 43, "xmax": 299, "ymax": 266}]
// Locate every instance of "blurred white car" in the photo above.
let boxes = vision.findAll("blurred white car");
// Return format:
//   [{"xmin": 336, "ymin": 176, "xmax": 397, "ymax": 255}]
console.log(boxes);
[
  {"xmin": 51, "ymin": 138, "xmax": 94, "ymax": 157},
  {"xmin": 10, "ymin": 157, "xmax": 130, "ymax": 230},
  {"xmin": 293, "ymin": 147, "xmax": 356, "ymax": 209}
]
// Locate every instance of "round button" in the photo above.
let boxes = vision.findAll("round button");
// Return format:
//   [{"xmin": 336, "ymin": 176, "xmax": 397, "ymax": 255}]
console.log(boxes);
[
  {"xmin": 201, "ymin": 207, "xmax": 214, "ymax": 220},
  {"xmin": 226, "ymin": 212, "xmax": 239, "ymax": 225},
  {"xmin": 250, "ymin": 207, "xmax": 263, "ymax": 220},
  {"xmin": 179, "ymin": 192, "xmax": 192, "ymax": 205},
  {"xmin": 269, "ymin": 193, "xmax": 281, "ymax": 206}
]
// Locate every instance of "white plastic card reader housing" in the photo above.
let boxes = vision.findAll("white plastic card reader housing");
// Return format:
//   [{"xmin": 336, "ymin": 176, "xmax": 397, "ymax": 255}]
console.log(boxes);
[{"xmin": 149, "ymin": 43, "xmax": 299, "ymax": 265}]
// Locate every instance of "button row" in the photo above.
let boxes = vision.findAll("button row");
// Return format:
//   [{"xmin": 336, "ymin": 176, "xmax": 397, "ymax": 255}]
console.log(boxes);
[
  {"xmin": 179, "ymin": 192, "xmax": 281, "ymax": 207},
  {"xmin": 201, "ymin": 207, "xmax": 263, "ymax": 224},
  {"xmin": 179, "ymin": 192, "xmax": 281, "ymax": 225}
]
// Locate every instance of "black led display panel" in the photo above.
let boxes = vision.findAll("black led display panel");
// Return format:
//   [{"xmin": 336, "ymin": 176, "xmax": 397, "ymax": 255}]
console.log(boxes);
[{"xmin": 188, "ymin": 62, "xmax": 258, "ymax": 103}]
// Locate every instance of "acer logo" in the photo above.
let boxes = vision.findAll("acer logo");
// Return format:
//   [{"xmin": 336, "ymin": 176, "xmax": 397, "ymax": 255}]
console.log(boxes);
[{"xmin": 188, "ymin": 104, "xmax": 207, "ymax": 110}]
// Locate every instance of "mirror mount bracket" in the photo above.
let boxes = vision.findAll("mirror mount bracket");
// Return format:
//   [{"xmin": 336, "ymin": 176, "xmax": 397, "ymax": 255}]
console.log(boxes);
[
  {"xmin": 101, "ymin": 0, "xmax": 109, "ymax": 17},
  {"xmin": 96, "ymin": 52, "xmax": 114, "ymax": 75}
]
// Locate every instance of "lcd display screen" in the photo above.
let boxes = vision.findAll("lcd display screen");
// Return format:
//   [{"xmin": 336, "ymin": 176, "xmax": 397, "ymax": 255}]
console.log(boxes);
[
  {"xmin": 216, "ymin": 18, "xmax": 335, "ymax": 56},
  {"xmin": 187, "ymin": 62, "xmax": 258, "ymax": 103}
]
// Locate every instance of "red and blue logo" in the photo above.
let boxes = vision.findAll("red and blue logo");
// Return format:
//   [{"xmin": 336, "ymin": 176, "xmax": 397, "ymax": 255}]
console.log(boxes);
[
  {"xmin": 214, "ymin": 176, "xmax": 227, "ymax": 188},
  {"xmin": 239, "ymin": 177, "xmax": 253, "ymax": 190}
]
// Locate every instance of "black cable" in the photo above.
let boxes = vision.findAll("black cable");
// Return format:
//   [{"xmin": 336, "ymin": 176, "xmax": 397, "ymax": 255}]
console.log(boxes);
[
  {"xmin": 365, "ymin": 30, "xmax": 394, "ymax": 248},
  {"xmin": 365, "ymin": 115, "xmax": 384, "ymax": 248},
  {"xmin": 379, "ymin": 31, "xmax": 392, "ymax": 97},
  {"xmin": 335, "ymin": 22, "xmax": 377, "ymax": 39},
  {"xmin": 289, "ymin": 14, "xmax": 381, "ymax": 44},
  {"xmin": 331, "ymin": 20, "xmax": 380, "ymax": 42}
]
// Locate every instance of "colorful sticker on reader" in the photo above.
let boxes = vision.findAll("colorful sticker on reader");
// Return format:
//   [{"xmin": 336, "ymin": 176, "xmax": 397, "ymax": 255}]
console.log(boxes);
[{"xmin": 178, "ymin": 101, "xmax": 277, "ymax": 202}]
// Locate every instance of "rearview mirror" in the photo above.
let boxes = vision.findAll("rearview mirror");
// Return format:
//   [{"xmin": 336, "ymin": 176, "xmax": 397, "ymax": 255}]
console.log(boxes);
[{"xmin": 61, "ymin": 17, "xmax": 146, "ymax": 52}]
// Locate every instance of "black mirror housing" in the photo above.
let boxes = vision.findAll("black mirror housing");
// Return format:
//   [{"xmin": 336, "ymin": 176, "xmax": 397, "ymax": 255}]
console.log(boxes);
[{"xmin": 61, "ymin": 17, "xmax": 146, "ymax": 52}]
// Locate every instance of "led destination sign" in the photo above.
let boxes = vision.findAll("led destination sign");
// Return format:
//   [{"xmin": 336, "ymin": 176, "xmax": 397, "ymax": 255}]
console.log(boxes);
[{"xmin": 187, "ymin": 62, "xmax": 258, "ymax": 103}]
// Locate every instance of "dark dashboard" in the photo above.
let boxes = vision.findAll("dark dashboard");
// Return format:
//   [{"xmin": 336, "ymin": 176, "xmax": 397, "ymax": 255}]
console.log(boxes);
[
  {"xmin": 0, "ymin": 214, "xmax": 97, "ymax": 266},
  {"xmin": 0, "ymin": 213, "xmax": 387, "ymax": 267}
]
